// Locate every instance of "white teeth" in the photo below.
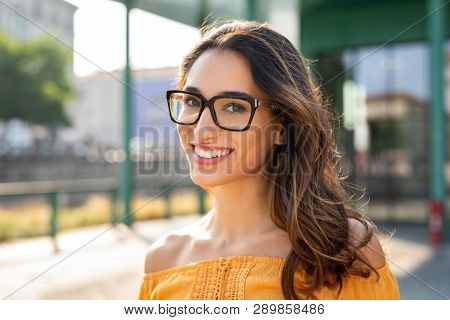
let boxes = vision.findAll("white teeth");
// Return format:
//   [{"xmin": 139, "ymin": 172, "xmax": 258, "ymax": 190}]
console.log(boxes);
[{"xmin": 194, "ymin": 146, "xmax": 231, "ymax": 159}]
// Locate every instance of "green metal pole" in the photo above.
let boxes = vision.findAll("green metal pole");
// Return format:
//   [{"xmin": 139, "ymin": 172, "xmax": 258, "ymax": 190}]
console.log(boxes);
[
  {"xmin": 49, "ymin": 192, "xmax": 58, "ymax": 238},
  {"xmin": 121, "ymin": 0, "xmax": 134, "ymax": 227},
  {"xmin": 198, "ymin": 187, "xmax": 206, "ymax": 215},
  {"xmin": 48, "ymin": 192, "xmax": 59, "ymax": 253},
  {"xmin": 298, "ymin": 0, "xmax": 316, "ymax": 76},
  {"xmin": 110, "ymin": 189, "xmax": 118, "ymax": 226},
  {"xmin": 164, "ymin": 186, "xmax": 172, "ymax": 219},
  {"xmin": 245, "ymin": 0, "xmax": 256, "ymax": 21},
  {"xmin": 428, "ymin": 0, "xmax": 447, "ymax": 245},
  {"xmin": 197, "ymin": 0, "xmax": 210, "ymax": 27},
  {"xmin": 298, "ymin": 0, "xmax": 302, "ymax": 53}
]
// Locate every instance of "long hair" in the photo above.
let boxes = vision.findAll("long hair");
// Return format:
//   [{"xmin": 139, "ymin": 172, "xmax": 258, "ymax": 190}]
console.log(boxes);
[{"xmin": 175, "ymin": 18, "xmax": 381, "ymax": 299}]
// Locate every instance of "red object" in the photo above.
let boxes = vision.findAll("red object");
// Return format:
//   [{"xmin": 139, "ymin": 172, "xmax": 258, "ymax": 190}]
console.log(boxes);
[{"xmin": 429, "ymin": 199, "xmax": 443, "ymax": 246}]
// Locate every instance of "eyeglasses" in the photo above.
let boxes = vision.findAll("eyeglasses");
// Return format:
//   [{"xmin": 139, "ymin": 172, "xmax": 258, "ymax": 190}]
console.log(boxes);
[{"xmin": 166, "ymin": 89, "xmax": 278, "ymax": 131}]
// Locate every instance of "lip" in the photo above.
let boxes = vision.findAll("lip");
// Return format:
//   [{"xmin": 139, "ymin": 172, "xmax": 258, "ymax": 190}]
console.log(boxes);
[{"xmin": 190, "ymin": 142, "xmax": 234, "ymax": 165}]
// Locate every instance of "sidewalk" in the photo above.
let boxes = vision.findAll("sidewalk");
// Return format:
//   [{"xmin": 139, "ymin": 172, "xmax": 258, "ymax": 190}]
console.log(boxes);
[
  {"xmin": 0, "ymin": 215, "xmax": 448, "ymax": 299},
  {"xmin": 378, "ymin": 222, "xmax": 450, "ymax": 299},
  {"xmin": 0, "ymin": 215, "xmax": 200, "ymax": 300}
]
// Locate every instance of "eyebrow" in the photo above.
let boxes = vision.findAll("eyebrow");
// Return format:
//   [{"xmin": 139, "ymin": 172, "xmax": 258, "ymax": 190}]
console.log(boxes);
[{"xmin": 183, "ymin": 86, "xmax": 252, "ymax": 99}]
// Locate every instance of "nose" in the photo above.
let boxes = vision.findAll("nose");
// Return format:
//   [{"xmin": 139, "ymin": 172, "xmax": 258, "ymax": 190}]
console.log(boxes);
[{"xmin": 194, "ymin": 105, "xmax": 221, "ymax": 141}]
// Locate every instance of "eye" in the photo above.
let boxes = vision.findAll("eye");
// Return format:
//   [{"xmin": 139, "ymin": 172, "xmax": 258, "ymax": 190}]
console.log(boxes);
[
  {"xmin": 224, "ymin": 103, "xmax": 247, "ymax": 113},
  {"xmin": 184, "ymin": 98, "xmax": 200, "ymax": 107}
]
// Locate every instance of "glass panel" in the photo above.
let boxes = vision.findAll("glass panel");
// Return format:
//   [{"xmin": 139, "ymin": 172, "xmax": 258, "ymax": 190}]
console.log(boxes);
[{"xmin": 340, "ymin": 43, "xmax": 430, "ymax": 223}]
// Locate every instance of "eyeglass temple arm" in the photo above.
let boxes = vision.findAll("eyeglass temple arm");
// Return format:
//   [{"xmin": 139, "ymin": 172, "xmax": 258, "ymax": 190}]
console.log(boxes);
[{"xmin": 256, "ymin": 99, "xmax": 278, "ymax": 111}]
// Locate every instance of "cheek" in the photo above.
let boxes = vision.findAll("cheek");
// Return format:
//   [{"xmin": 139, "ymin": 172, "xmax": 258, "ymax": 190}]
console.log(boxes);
[
  {"xmin": 177, "ymin": 125, "xmax": 192, "ymax": 151},
  {"xmin": 235, "ymin": 128, "xmax": 273, "ymax": 172}
]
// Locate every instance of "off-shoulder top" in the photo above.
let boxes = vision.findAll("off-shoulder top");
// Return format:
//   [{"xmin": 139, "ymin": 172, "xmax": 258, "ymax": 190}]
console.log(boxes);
[{"xmin": 137, "ymin": 255, "xmax": 401, "ymax": 300}]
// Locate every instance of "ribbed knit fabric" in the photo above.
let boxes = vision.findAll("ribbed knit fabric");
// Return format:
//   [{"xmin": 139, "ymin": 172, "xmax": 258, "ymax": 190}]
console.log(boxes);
[{"xmin": 137, "ymin": 255, "xmax": 401, "ymax": 300}]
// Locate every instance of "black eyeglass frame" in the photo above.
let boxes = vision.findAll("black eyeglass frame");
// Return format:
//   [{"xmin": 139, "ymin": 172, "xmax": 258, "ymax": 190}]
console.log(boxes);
[{"xmin": 166, "ymin": 89, "xmax": 279, "ymax": 132}]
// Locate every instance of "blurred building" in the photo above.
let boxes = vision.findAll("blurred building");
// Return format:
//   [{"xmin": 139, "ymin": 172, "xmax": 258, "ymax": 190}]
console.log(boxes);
[
  {"xmin": 0, "ymin": 0, "xmax": 77, "ymax": 156},
  {"xmin": 0, "ymin": 0, "xmax": 76, "ymax": 80},
  {"xmin": 62, "ymin": 67, "xmax": 178, "ymax": 148},
  {"xmin": 0, "ymin": 66, "xmax": 186, "ymax": 182},
  {"xmin": 362, "ymin": 93, "xmax": 428, "ymax": 199},
  {"xmin": 0, "ymin": 0, "xmax": 76, "ymax": 46}
]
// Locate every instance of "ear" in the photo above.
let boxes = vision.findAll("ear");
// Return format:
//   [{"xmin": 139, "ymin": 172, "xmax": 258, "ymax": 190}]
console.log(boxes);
[{"xmin": 273, "ymin": 117, "xmax": 285, "ymax": 146}]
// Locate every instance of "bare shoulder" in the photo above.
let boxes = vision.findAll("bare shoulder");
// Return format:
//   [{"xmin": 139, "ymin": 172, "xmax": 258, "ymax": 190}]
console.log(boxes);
[
  {"xmin": 347, "ymin": 218, "xmax": 386, "ymax": 270},
  {"xmin": 143, "ymin": 215, "xmax": 209, "ymax": 273},
  {"xmin": 144, "ymin": 227, "xmax": 191, "ymax": 274}
]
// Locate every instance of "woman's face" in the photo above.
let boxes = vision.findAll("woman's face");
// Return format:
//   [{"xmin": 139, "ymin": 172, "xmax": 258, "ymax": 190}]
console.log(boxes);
[{"xmin": 177, "ymin": 49, "xmax": 282, "ymax": 188}]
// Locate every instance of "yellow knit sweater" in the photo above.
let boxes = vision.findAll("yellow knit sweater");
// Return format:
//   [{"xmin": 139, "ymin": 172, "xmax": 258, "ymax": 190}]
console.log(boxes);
[{"xmin": 137, "ymin": 255, "xmax": 401, "ymax": 300}]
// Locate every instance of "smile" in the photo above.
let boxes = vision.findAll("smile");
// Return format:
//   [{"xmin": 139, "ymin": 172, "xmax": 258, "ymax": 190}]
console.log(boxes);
[{"xmin": 190, "ymin": 144, "xmax": 234, "ymax": 164}]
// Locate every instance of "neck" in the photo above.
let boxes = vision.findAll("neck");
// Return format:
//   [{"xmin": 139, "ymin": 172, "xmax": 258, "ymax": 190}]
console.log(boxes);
[{"xmin": 204, "ymin": 174, "xmax": 278, "ymax": 245}]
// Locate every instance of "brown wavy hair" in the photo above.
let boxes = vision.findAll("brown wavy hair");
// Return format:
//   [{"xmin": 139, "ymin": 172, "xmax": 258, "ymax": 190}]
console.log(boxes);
[{"xmin": 175, "ymin": 18, "xmax": 382, "ymax": 299}]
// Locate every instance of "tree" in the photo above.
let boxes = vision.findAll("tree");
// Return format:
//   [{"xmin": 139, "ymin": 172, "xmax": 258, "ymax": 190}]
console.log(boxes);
[{"xmin": 0, "ymin": 33, "xmax": 74, "ymax": 127}]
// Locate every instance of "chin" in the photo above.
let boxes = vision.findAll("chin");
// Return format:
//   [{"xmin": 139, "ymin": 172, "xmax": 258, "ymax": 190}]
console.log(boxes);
[{"xmin": 189, "ymin": 168, "xmax": 240, "ymax": 188}]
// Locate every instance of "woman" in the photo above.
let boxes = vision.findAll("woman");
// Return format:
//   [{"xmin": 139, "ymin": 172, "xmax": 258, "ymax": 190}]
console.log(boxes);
[{"xmin": 138, "ymin": 19, "xmax": 401, "ymax": 300}]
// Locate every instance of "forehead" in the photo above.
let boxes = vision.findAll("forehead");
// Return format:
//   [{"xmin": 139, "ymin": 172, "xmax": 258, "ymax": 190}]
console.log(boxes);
[{"xmin": 184, "ymin": 49, "xmax": 266, "ymax": 100}]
